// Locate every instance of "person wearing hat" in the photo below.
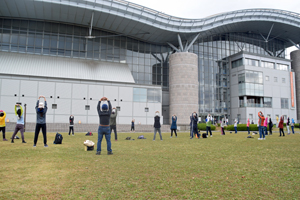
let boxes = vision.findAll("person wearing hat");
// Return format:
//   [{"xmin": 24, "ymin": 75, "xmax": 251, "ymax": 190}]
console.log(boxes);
[
  {"xmin": 153, "ymin": 111, "xmax": 162, "ymax": 141},
  {"xmin": 110, "ymin": 107, "xmax": 118, "ymax": 141},
  {"xmin": 11, "ymin": 104, "xmax": 26, "ymax": 143},
  {"xmin": 0, "ymin": 110, "xmax": 7, "ymax": 141},
  {"xmin": 69, "ymin": 115, "xmax": 74, "ymax": 136},
  {"xmin": 96, "ymin": 97, "xmax": 113, "ymax": 155},
  {"xmin": 33, "ymin": 96, "xmax": 48, "ymax": 147}
]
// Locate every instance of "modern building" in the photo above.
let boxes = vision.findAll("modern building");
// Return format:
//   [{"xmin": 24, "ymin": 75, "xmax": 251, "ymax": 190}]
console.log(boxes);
[{"xmin": 0, "ymin": 0, "xmax": 300, "ymax": 128}]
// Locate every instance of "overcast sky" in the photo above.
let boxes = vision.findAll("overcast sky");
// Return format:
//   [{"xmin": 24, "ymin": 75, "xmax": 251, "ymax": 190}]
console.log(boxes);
[{"xmin": 128, "ymin": 0, "xmax": 300, "ymax": 19}]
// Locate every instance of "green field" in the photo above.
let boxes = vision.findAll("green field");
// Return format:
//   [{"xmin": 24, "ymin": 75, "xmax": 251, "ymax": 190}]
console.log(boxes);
[{"xmin": 1, "ymin": 130, "xmax": 300, "ymax": 199}]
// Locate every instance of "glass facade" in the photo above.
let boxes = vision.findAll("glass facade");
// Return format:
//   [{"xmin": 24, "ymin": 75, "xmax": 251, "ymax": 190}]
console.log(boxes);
[
  {"xmin": 133, "ymin": 88, "xmax": 161, "ymax": 103},
  {"xmin": 238, "ymin": 71, "xmax": 263, "ymax": 96},
  {"xmin": 0, "ymin": 18, "xmax": 171, "ymax": 88},
  {"xmin": 0, "ymin": 18, "xmax": 288, "ymax": 119}
]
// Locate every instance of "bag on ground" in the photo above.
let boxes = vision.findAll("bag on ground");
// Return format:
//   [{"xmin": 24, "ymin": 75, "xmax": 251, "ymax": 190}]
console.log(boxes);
[
  {"xmin": 53, "ymin": 133, "xmax": 63, "ymax": 144},
  {"xmin": 85, "ymin": 132, "xmax": 93, "ymax": 136},
  {"xmin": 137, "ymin": 135, "xmax": 146, "ymax": 139},
  {"xmin": 202, "ymin": 133, "xmax": 207, "ymax": 138}
]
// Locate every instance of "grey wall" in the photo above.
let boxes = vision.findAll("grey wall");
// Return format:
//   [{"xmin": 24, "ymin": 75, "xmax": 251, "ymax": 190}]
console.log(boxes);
[{"xmin": 0, "ymin": 75, "xmax": 163, "ymax": 125}]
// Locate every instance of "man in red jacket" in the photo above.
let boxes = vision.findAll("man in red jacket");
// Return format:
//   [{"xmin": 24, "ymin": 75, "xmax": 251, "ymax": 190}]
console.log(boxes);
[{"xmin": 258, "ymin": 111, "xmax": 265, "ymax": 140}]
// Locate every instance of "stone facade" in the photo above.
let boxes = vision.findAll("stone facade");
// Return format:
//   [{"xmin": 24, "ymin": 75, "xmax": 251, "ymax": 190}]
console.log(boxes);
[
  {"xmin": 169, "ymin": 52, "xmax": 199, "ymax": 125},
  {"xmin": 291, "ymin": 50, "xmax": 300, "ymax": 120}
]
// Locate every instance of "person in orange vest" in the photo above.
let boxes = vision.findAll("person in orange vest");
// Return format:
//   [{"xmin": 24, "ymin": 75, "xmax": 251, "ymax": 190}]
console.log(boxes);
[{"xmin": 258, "ymin": 111, "xmax": 265, "ymax": 140}]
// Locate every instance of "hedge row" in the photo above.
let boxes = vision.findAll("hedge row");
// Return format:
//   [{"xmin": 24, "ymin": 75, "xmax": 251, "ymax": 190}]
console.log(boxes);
[{"xmin": 197, "ymin": 123, "xmax": 216, "ymax": 131}]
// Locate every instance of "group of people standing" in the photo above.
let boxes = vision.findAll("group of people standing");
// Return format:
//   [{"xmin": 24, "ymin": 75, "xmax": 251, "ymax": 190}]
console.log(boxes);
[{"xmin": 0, "ymin": 96, "xmax": 48, "ymax": 146}]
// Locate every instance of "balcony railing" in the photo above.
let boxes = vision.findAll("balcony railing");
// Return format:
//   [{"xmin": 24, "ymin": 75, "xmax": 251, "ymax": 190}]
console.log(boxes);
[{"xmin": 239, "ymin": 103, "xmax": 272, "ymax": 108}]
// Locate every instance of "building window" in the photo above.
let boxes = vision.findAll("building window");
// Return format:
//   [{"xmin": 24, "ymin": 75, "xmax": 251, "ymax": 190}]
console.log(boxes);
[
  {"xmin": 52, "ymin": 104, "xmax": 57, "ymax": 109},
  {"xmin": 281, "ymin": 98, "xmax": 289, "ymax": 109},
  {"xmin": 261, "ymin": 61, "xmax": 275, "ymax": 69},
  {"xmin": 245, "ymin": 58, "xmax": 259, "ymax": 67},
  {"xmin": 282, "ymin": 78, "xmax": 285, "ymax": 83},
  {"xmin": 238, "ymin": 70, "xmax": 263, "ymax": 96},
  {"xmin": 133, "ymin": 88, "xmax": 161, "ymax": 103},
  {"xmin": 277, "ymin": 64, "xmax": 288, "ymax": 71},
  {"xmin": 232, "ymin": 58, "xmax": 243, "ymax": 69},
  {"xmin": 85, "ymin": 105, "xmax": 90, "ymax": 110},
  {"xmin": 265, "ymin": 76, "xmax": 269, "ymax": 81},
  {"xmin": 274, "ymin": 77, "xmax": 277, "ymax": 82},
  {"xmin": 264, "ymin": 97, "xmax": 272, "ymax": 108},
  {"xmin": 249, "ymin": 114, "xmax": 253, "ymax": 120}
]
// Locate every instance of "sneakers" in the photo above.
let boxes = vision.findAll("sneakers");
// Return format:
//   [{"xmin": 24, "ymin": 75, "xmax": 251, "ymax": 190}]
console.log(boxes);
[
  {"xmin": 33, "ymin": 144, "xmax": 36, "ymax": 147},
  {"xmin": 190, "ymin": 137, "xmax": 193, "ymax": 139},
  {"xmin": 210, "ymin": 135, "xmax": 213, "ymax": 137},
  {"xmin": 107, "ymin": 151, "xmax": 113, "ymax": 155},
  {"xmin": 258, "ymin": 138, "xmax": 262, "ymax": 140},
  {"xmin": 96, "ymin": 151, "xmax": 101, "ymax": 155},
  {"xmin": 176, "ymin": 136, "xmax": 177, "ymax": 138},
  {"xmin": 3, "ymin": 138, "xmax": 7, "ymax": 141},
  {"xmin": 44, "ymin": 144, "xmax": 48, "ymax": 147},
  {"xmin": 263, "ymin": 138, "xmax": 266, "ymax": 140},
  {"xmin": 22, "ymin": 141, "xmax": 27, "ymax": 143},
  {"xmin": 170, "ymin": 136, "xmax": 172, "ymax": 138},
  {"xmin": 11, "ymin": 140, "xmax": 14, "ymax": 143},
  {"xmin": 72, "ymin": 134, "xmax": 74, "ymax": 136}
]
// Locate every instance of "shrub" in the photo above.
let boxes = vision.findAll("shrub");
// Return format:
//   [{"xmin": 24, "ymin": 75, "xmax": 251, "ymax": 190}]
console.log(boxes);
[
  {"xmin": 197, "ymin": 123, "xmax": 216, "ymax": 131},
  {"xmin": 217, "ymin": 123, "xmax": 220, "ymax": 127},
  {"xmin": 224, "ymin": 124, "xmax": 267, "ymax": 131},
  {"xmin": 295, "ymin": 123, "xmax": 299, "ymax": 128}
]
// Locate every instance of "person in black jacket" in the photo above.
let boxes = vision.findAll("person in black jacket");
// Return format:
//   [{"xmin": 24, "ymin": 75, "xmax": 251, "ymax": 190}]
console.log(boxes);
[
  {"xmin": 191, "ymin": 112, "xmax": 200, "ymax": 139},
  {"xmin": 153, "ymin": 111, "xmax": 162, "ymax": 141},
  {"xmin": 268, "ymin": 118, "xmax": 273, "ymax": 135},
  {"xmin": 96, "ymin": 97, "xmax": 113, "ymax": 155},
  {"xmin": 69, "ymin": 115, "xmax": 74, "ymax": 136}
]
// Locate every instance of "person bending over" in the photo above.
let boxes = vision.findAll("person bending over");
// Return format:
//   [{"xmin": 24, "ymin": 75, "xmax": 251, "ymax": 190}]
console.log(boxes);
[
  {"xmin": 110, "ymin": 107, "xmax": 118, "ymax": 141},
  {"xmin": 11, "ymin": 104, "xmax": 26, "ymax": 143},
  {"xmin": 96, "ymin": 97, "xmax": 113, "ymax": 155},
  {"xmin": 33, "ymin": 96, "xmax": 48, "ymax": 147}
]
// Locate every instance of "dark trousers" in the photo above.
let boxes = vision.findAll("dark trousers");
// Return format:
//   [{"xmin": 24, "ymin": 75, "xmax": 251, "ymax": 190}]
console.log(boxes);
[
  {"xmin": 0, "ymin": 127, "xmax": 6, "ymax": 139},
  {"xmin": 221, "ymin": 127, "xmax": 225, "ymax": 135},
  {"xmin": 206, "ymin": 126, "xmax": 212, "ymax": 136},
  {"xmin": 131, "ymin": 126, "xmax": 134, "ymax": 131},
  {"xmin": 279, "ymin": 128, "xmax": 285, "ymax": 136},
  {"xmin": 247, "ymin": 127, "xmax": 250, "ymax": 134},
  {"xmin": 192, "ymin": 126, "xmax": 200, "ymax": 138},
  {"xmin": 34, "ymin": 123, "xmax": 47, "ymax": 145},
  {"xmin": 69, "ymin": 126, "xmax": 74, "ymax": 135},
  {"xmin": 12, "ymin": 124, "xmax": 25, "ymax": 141},
  {"xmin": 171, "ymin": 129, "xmax": 177, "ymax": 137},
  {"xmin": 269, "ymin": 125, "xmax": 272, "ymax": 134},
  {"xmin": 110, "ymin": 125, "xmax": 117, "ymax": 140}
]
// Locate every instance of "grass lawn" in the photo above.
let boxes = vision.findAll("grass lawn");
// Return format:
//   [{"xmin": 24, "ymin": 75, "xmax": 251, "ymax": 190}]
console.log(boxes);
[{"xmin": 1, "ymin": 130, "xmax": 300, "ymax": 199}]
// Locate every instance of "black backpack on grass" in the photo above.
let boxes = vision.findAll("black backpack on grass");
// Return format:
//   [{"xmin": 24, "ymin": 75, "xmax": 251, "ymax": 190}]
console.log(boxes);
[{"xmin": 53, "ymin": 133, "xmax": 63, "ymax": 144}]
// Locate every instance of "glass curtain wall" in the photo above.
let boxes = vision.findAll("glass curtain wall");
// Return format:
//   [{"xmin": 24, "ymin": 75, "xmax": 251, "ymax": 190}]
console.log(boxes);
[
  {"xmin": 0, "ymin": 18, "xmax": 171, "ymax": 89},
  {"xmin": 190, "ymin": 33, "xmax": 285, "ymax": 119}
]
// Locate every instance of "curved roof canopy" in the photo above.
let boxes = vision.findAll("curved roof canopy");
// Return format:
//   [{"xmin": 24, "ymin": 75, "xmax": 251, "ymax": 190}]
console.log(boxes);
[{"xmin": 1, "ymin": 0, "xmax": 300, "ymax": 46}]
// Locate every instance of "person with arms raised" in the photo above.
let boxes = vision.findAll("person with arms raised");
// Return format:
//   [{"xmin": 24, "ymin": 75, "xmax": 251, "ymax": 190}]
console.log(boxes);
[{"xmin": 96, "ymin": 97, "xmax": 113, "ymax": 155}]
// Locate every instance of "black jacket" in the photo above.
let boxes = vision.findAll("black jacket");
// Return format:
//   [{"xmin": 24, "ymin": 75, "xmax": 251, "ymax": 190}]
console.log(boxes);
[
  {"xmin": 69, "ymin": 116, "xmax": 74, "ymax": 126},
  {"xmin": 97, "ymin": 101, "xmax": 112, "ymax": 125},
  {"xmin": 154, "ymin": 116, "xmax": 161, "ymax": 128}
]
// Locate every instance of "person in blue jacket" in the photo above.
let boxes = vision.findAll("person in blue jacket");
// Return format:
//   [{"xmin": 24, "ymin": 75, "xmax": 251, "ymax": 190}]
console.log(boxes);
[{"xmin": 170, "ymin": 114, "xmax": 177, "ymax": 138}]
